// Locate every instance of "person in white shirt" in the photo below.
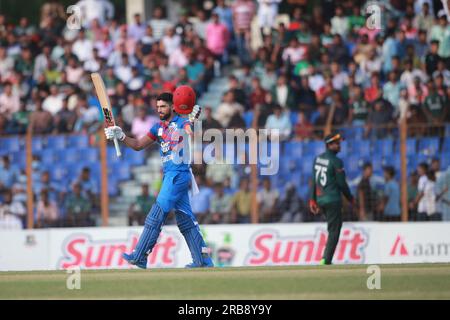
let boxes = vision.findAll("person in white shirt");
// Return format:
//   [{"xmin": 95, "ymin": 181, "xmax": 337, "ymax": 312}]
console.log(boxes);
[
  {"xmin": 114, "ymin": 54, "xmax": 133, "ymax": 84},
  {"xmin": 42, "ymin": 85, "xmax": 64, "ymax": 115},
  {"xmin": 94, "ymin": 30, "xmax": 114, "ymax": 59},
  {"xmin": 33, "ymin": 44, "xmax": 52, "ymax": 81},
  {"xmin": 330, "ymin": 61, "xmax": 349, "ymax": 90},
  {"xmin": 76, "ymin": 0, "xmax": 114, "ymax": 27},
  {"xmin": 416, "ymin": 163, "xmax": 441, "ymax": 221},
  {"xmin": 0, "ymin": 189, "xmax": 25, "ymax": 229},
  {"xmin": 265, "ymin": 104, "xmax": 292, "ymax": 141},
  {"xmin": 72, "ymin": 29, "xmax": 93, "ymax": 62},
  {"xmin": 214, "ymin": 91, "xmax": 245, "ymax": 128},
  {"xmin": 161, "ymin": 27, "xmax": 181, "ymax": 56},
  {"xmin": 331, "ymin": 6, "xmax": 349, "ymax": 38},
  {"xmin": 282, "ymin": 38, "xmax": 307, "ymax": 65},
  {"xmin": 257, "ymin": 0, "xmax": 282, "ymax": 31}
]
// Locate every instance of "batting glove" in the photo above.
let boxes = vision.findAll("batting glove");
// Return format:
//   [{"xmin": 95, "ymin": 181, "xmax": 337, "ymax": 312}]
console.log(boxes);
[
  {"xmin": 104, "ymin": 126, "xmax": 126, "ymax": 141},
  {"xmin": 188, "ymin": 105, "xmax": 202, "ymax": 123}
]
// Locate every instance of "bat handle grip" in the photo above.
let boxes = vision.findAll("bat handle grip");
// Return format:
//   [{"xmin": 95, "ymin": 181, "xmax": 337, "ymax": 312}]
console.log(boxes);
[{"xmin": 113, "ymin": 138, "xmax": 122, "ymax": 157}]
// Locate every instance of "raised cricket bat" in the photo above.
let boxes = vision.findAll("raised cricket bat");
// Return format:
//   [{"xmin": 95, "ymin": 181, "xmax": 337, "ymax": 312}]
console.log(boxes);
[{"xmin": 91, "ymin": 72, "xmax": 122, "ymax": 157}]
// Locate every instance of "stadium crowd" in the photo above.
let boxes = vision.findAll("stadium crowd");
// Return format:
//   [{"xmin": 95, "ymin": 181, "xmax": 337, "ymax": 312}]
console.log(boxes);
[{"xmin": 0, "ymin": 0, "xmax": 450, "ymax": 228}]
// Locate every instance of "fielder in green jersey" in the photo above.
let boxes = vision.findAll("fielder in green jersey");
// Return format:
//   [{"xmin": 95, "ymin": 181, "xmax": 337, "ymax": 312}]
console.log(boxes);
[{"xmin": 309, "ymin": 132, "xmax": 354, "ymax": 265}]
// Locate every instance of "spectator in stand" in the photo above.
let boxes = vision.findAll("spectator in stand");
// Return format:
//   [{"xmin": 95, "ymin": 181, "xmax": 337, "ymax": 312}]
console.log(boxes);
[
  {"xmin": 42, "ymin": 85, "xmax": 64, "ymax": 115},
  {"xmin": 214, "ymin": 0, "xmax": 234, "ymax": 35},
  {"xmin": 366, "ymin": 94, "xmax": 394, "ymax": 139},
  {"xmin": 202, "ymin": 106, "xmax": 223, "ymax": 131},
  {"xmin": 75, "ymin": 0, "xmax": 114, "ymax": 27},
  {"xmin": 357, "ymin": 162, "xmax": 379, "ymax": 221},
  {"xmin": 0, "ymin": 189, "xmax": 23, "ymax": 229},
  {"xmin": 348, "ymin": 85, "xmax": 369, "ymax": 126},
  {"xmin": 128, "ymin": 13, "xmax": 146, "ymax": 41},
  {"xmin": 149, "ymin": 6, "xmax": 171, "ymax": 41},
  {"xmin": 331, "ymin": 6, "xmax": 349, "ymax": 38},
  {"xmin": 383, "ymin": 71, "xmax": 402, "ymax": 111},
  {"xmin": 36, "ymin": 189, "xmax": 60, "ymax": 228},
  {"xmin": 72, "ymin": 167, "xmax": 98, "ymax": 206},
  {"xmin": 232, "ymin": 0, "xmax": 256, "ymax": 64},
  {"xmin": 425, "ymin": 40, "xmax": 441, "ymax": 76},
  {"xmin": 208, "ymin": 182, "xmax": 232, "ymax": 224},
  {"xmin": 282, "ymin": 38, "xmax": 307, "ymax": 66},
  {"xmin": 54, "ymin": 97, "xmax": 77, "ymax": 133},
  {"xmin": 407, "ymin": 171, "xmax": 419, "ymax": 221},
  {"xmin": 436, "ymin": 166, "xmax": 450, "ymax": 221},
  {"xmin": 294, "ymin": 111, "xmax": 313, "ymax": 141},
  {"xmin": 205, "ymin": 148, "xmax": 234, "ymax": 188},
  {"xmin": 128, "ymin": 184, "xmax": 155, "ymax": 226},
  {"xmin": 257, "ymin": 178, "xmax": 279, "ymax": 222},
  {"xmin": 64, "ymin": 182, "xmax": 93, "ymax": 227},
  {"xmin": 206, "ymin": 13, "xmax": 230, "ymax": 67},
  {"xmin": 189, "ymin": 175, "xmax": 213, "ymax": 224},
  {"xmin": 257, "ymin": 0, "xmax": 281, "ymax": 35},
  {"xmin": 0, "ymin": 188, "xmax": 26, "ymax": 227},
  {"xmin": 429, "ymin": 12, "xmax": 450, "ymax": 64},
  {"xmin": 279, "ymin": 183, "xmax": 306, "ymax": 222},
  {"xmin": 72, "ymin": 28, "xmax": 93, "ymax": 63},
  {"xmin": 0, "ymin": 156, "xmax": 19, "ymax": 195},
  {"xmin": 271, "ymin": 74, "xmax": 296, "ymax": 110},
  {"xmin": 380, "ymin": 166, "xmax": 401, "ymax": 221},
  {"xmin": 265, "ymin": 104, "xmax": 292, "ymax": 141},
  {"xmin": 8, "ymin": 99, "xmax": 29, "ymax": 134},
  {"xmin": 423, "ymin": 81, "xmax": 448, "ymax": 136},
  {"xmin": 33, "ymin": 171, "xmax": 63, "ymax": 205},
  {"xmin": 161, "ymin": 26, "xmax": 181, "ymax": 57},
  {"xmin": 231, "ymin": 178, "xmax": 251, "ymax": 223},
  {"xmin": 417, "ymin": 168, "xmax": 442, "ymax": 221},
  {"xmin": 0, "ymin": 81, "xmax": 20, "ymax": 120},
  {"xmin": 29, "ymin": 97, "xmax": 53, "ymax": 134},
  {"xmin": 249, "ymin": 77, "xmax": 267, "ymax": 110},
  {"xmin": 215, "ymin": 91, "xmax": 244, "ymax": 128}
]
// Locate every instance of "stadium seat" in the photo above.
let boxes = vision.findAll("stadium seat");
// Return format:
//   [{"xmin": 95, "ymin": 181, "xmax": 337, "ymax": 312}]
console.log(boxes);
[
  {"xmin": 107, "ymin": 146, "xmax": 122, "ymax": 164},
  {"xmin": 441, "ymin": 152, "xmax": 450, "ymax": 169},
  {"xmin": 289, "ymin": 112, "xmax": 298, "ymax": 126},
  {"xmin": 49, "ymin": 165, "xmax": 68, "ymax": 182},
  {"xmin": 79, "ymin": 147, "xmax": 99, "ymax": 163},
  {"xmin": 10, "ymin": 151, "xmax": 27, "ymax": 169},
  {"xmin": 442, "ymin": 137, "xmax": 450, "ymax": 152},
  {"xmin": 123, "ymin": 147, "xmax": 145, "ymax": 166},
  {"xmin": 32, "ymin": 137, "xmax": 44, "ymax": 152},
  {"xmin": 445, "ymin": 124, "xmax": 450, "ymax": 137},
  {"xmin": 300, "ymin": 155, "xmax": 315, "ymax": 174},
  {"xmin": 285, "ymin": 141, "xmax": 303, "ymax": 159},
  {"xmin": 46, "ymin": 135, "xmax": 66, "ymax": 150},
  {"xmin": 40, "ymin": 150, "xmax": 56, "ymax": 164},
  {"xmin": 418, "ymin": 138, "xmax": 440, "ymax": 156},
  {"xmin": 392, "ymin": 138, "xmax": 417, "ymax": 156},
  {"xmin": 111, "ymin": 163, "xmax": 131, "ymax": 181},
  {"xmin": 61, "ymin": 148, "xmax": 81, "ymax": 163},
  {"xmin": 0, "ymin": 136, "xmax": 21, "ymax": 153},
  {"xmin": 372, "ymin": 139, "xmax": 394, "ymax": 156},
  {"xmin": 243, "ymin": 111, "xmax": 253, "ymax": 128},
  {"xmin": 352, "ymin": 140, "xmax": 371, "ymax": 157},
  {"xmin": 67, "ymin": 135, "xmax": 89, "ymax": 148},
  {"xmin": 339, "ymin": 140, "xmax": 348, "ymax": 156}
]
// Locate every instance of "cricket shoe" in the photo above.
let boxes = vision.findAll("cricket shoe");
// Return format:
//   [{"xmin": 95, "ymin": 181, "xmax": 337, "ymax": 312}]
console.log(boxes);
[
  {"xmin": 185, "ymin": 255, "xmax": 214, "ymax": 268},
  {"xmin": 122, "ymin": 252, "xmax": 148, "ymax": 269}
]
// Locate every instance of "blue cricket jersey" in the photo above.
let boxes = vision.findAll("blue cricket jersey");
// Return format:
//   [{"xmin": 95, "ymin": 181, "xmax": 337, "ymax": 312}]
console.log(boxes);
[{"xmin": 147, "ymin": 115, "xmax": 192, "ymax": 173}]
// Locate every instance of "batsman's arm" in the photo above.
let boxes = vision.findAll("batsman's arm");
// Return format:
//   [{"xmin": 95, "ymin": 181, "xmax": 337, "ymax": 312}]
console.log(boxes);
[
  {"xmin": 105, "ymin": 126, "xmax": 155, "ymax": 151},
  {"xmin": 123, "ymin": 134, "xmax": 155, "ymax": 151}
]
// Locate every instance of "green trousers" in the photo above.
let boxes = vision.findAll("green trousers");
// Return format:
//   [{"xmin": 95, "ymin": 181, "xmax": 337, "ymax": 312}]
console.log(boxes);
[{"xmin": 321, "ymin": 202, "xmax": 343, "ymax": 265}]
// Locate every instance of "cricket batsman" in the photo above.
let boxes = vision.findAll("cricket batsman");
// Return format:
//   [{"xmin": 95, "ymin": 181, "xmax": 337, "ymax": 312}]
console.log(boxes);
[
  {"xmin": 104, "ymin": 86, "xmax": 214, "ymax": 268},
  {"xmin": 309, "ymin": 132, "xmax": 355, "ymax": 265}
]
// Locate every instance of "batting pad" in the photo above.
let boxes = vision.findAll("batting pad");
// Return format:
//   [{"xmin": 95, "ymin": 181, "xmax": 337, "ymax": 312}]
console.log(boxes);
[
  {"xmin": 175, "ymin": 210, "xmax": 210, "ymax": 266},
  {"xmin": 133, "ymin": 203, "xmax": 167, "ymax": 259}
]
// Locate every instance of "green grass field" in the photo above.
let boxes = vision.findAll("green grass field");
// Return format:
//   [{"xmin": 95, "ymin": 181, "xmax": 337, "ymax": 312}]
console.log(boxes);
[{"xmin": 1, "ymin": 264, "xmax": 450, "ymax": 299}]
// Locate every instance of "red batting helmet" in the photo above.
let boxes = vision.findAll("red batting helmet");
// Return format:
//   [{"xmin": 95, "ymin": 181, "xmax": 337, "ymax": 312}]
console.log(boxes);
[{"xmin": 173, "ymin": 85, "xmax": 196, "ymax": 114}]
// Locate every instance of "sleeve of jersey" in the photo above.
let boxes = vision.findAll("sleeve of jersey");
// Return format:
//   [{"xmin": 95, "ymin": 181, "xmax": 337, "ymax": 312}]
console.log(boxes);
[
  {"xmin": 335, "ymin": 159, "xmax": 353, "ymax": 202},
  {"xmin": 147, "ymin": 123, "xmax": 158, "ymax": 141}
]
